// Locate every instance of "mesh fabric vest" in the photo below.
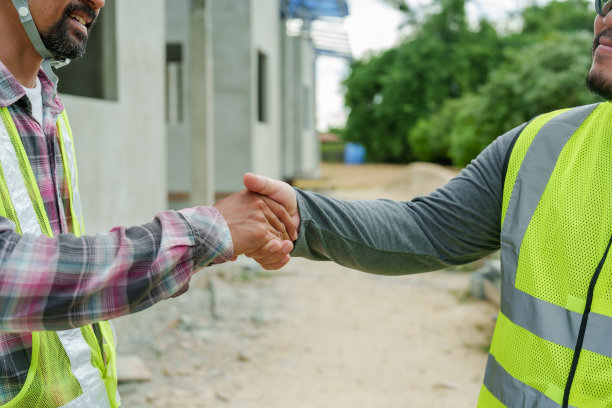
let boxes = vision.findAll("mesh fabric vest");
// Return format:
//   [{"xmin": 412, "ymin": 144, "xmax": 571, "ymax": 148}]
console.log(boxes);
[
  {"xmin": 478, "ymin": 102, "xmax": 612, "ymax": 407},
  {"xmin": 0, "ymin": 108, "xmax": 119, "ymax": 407}
]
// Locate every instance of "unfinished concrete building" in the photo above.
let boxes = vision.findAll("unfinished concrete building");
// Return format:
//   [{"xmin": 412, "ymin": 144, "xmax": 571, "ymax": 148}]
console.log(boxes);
[{"xmin": 56, "ymin": 0, "xmax": 350, "ymax": 231}]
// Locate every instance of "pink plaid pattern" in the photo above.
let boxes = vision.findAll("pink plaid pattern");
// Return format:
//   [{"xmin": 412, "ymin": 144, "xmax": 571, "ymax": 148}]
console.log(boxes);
[{"xmin": 0, "ymin": 61, "xmax": 233, "ymax": 403}]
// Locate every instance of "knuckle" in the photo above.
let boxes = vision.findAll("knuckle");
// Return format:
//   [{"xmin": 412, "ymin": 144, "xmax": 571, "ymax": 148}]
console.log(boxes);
[
  {"xmin": 254, "ymin": 229, "xmax": 267, "ymax": 240},
  {"xmin": 250, "ymin": 213, "xmax": 265, "ymax": 223}
]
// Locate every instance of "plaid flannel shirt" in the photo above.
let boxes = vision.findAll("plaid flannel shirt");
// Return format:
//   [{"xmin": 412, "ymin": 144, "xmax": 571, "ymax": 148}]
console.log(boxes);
[{"xmin": 0, "ymin": 61, "xmax": 233, "ymax": 403}]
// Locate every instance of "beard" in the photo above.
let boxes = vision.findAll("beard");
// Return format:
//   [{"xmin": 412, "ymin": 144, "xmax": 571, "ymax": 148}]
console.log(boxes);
[
  {"xmin": 586, "ymin": 29, "xmax": 612, "ymax": 101},
  {"xmin": 586, "ymin": 69, "xmax": 612, "ymax": 100},
  {"xmin": 39, "ymin": 3, "xmax": 98, "ymax": 60}
]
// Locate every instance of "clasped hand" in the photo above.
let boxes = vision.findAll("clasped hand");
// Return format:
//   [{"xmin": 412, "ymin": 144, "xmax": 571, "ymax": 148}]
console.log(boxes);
[{"xmin": 213, "ymin": 173, "xmax": 299, "ymax": 270}]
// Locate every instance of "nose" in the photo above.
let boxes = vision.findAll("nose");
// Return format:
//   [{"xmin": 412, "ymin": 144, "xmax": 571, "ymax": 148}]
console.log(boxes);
[{"xmin": 84, "ymin": 0, "xmax": 105, "ymax": 10}]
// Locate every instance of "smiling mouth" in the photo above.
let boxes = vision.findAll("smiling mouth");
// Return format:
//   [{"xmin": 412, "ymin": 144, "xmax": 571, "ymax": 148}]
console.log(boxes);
[{"xmin": 70, "ymin": 14, "xmax": 87, "ymax": 26}]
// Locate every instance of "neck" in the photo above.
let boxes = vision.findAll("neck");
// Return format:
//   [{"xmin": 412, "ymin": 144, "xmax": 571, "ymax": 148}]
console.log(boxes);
[{"xmin": 0, "ymin": 2, "xmax": 43, "ymax": 88}]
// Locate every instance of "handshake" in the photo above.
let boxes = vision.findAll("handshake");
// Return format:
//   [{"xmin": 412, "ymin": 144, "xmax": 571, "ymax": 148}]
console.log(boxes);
[{"xmin": 213, "ymin": 172, "xmax": 299, "ymax": 270}]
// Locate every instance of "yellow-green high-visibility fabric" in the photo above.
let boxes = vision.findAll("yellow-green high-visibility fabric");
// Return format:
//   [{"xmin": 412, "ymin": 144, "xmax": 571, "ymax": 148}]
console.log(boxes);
[
  {"xmin": 479, "ymin": 102, "xmax": 612, "ymax": 407},
  {"xmin": 0, "ymin": 108, "xmax": 119, "ymax": 407}
]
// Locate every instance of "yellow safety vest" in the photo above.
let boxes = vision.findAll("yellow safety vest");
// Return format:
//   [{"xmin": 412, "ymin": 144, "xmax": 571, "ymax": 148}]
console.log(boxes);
[
  {"xmin": 479, "ymin": 102, "xmax": 612, "ymax": 407},
  {"xmin": 0, "ymin": 108, "xmax": 119, "ymax": 407}
]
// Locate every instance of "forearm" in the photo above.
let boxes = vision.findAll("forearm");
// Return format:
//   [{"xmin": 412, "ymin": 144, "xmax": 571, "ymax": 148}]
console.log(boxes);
[
  {"xmin": 292, "ymin": 191, "xmax": 500, "ymax": 274},
  {"xmin": 292, "ymin": 125, "xmax": 522, "ymax": 274},
  {"xmin": 0, "ymin": 206, "xmax": 233, "ymax": 332}
]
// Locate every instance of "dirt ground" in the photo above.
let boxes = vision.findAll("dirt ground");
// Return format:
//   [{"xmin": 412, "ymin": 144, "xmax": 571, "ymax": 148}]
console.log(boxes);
[{"xmin": 114, "ymin": 163, "xmax": 498, "ymax": 408}]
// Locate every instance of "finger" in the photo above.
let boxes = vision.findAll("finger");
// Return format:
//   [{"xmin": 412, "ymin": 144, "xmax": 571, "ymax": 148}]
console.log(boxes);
[
  {"xmin": 261, "ymin": 197, "xmax": 296, "ymax": 241},
  {"xmin": 256, "ymin": 199, "xmax": 291, "ymax": 241},
  {"xmin": 247, "ymin": 251, "xmax": 288, "ymax": 266},
  {"xmin": 245, "ymin": 239, "xmax": 292, "ymax": 260},
  {"xmin": 263, "ymin": 210, "xmax": 288, "ymax": 241},
  {"xmin": 259, "ymin": 255, "xmax": 291, "ymax": 271},
  {"xmin": 243, "ymin": 173, "xmax": 281, "ymax": 197},
  {"xmin": 248, "ymin": 239, "xmax": 282, "ymax": 258},
  {"xmin": 244, "ymin": 173, "xmax": 299, "ymax": 241},
  {"xmin": 245, "ymin": 242, "xmax": 287, "ymax": 260},
  {"xmin": 280, "ymin": 240, "xmax": 294, "ymax": 254},
  {"xmin": 244, "ymin": 173, "xmax": 291, "ymax": 207}
]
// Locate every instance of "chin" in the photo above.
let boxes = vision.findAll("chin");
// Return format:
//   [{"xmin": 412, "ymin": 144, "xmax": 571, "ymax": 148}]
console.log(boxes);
[{"xmin": 586, "ymin": 68, "xmax": 612, "ymax": 101}]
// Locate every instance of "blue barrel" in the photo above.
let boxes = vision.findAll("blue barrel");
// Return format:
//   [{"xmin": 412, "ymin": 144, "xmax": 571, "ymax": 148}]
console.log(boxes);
[{"xmin": 343, "ymin": 142, "xmax": 366, "ymax": 165}]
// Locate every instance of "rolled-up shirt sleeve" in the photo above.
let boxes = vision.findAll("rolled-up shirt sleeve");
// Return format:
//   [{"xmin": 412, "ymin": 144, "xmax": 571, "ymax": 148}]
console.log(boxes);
[{"xmin": 0, "ymin": 206, "xmax": 233, "ymax": 332}]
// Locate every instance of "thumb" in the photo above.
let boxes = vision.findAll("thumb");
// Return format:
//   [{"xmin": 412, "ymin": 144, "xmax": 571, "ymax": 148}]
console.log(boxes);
[
  {"xmin": 243, "ymin": 173, "xmax": 291, "ymax": 204},
  {"xmin": 243, "ymin": 172, "xmax": 268, "ymax": 194}
]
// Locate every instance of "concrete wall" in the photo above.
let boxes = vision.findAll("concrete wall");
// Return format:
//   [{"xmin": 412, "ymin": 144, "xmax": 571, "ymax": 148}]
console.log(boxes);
[
  {"xmin": 61, "ymin": 0, "xmax": 166, "ymax": 233},
  {"xmin": 210, "ymin": 0, "xmax": 283, "ymax": 194},
  {"xmin": 190, "ymin": 0, "xmax": 216, "ymax": 206},
  {"xmin": 251, "ymin": 0, "xmax": 282, "ymax": 179},
  {"xmin": 166, "ymin": 0, "xmax": 193, "ymax": 202},
  {"xmin": 281, "ymin": 34, "xmax": 319, "ymax": 180},
  {"xmin": 281, "ymin": 32, "xmax": 299, "ymax": 179},
  {"xmin": 299, "ymin": 37, "xmax": 319, "ymax": 178},
  {"xmin": 165, "ymin": 0, "xmax": 215, "ymax": 207},
  {"xmin": 211, "ymin": 0, "xmax": 253, "ymax": 194}
]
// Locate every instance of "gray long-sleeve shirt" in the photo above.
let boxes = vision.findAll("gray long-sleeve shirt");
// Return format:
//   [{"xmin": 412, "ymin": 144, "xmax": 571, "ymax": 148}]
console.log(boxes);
[{"xmin": 292, "ymin": 124, "xmax": 524, "ymax": 275}]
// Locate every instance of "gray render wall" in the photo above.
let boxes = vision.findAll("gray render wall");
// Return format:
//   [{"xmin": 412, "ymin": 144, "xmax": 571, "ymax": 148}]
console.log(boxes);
[{"xmin": 61, "ymin": 0, "xmax": 166, "ymax": 233}]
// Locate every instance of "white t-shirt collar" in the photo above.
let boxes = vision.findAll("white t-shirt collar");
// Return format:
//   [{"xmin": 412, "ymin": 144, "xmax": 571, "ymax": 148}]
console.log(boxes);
[{"xmin": 22, "ymin": 76, "xmax": 43, "ymax": 126}]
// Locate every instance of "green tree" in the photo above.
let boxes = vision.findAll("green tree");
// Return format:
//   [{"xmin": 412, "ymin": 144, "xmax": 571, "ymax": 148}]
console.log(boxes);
[
  {"xmin": 520, "ymin": 0, "xmax": 593, "ymax": 39},
  {"xmin": 343, "ymin": 0, "xmax": 502, "ymax": 162},
  {"xmin": 343, "ymin": 49, "xmax": 402, "ymax": 161},
  {"xmin": 342, "ymin": 0, "xmax": 597, "ymax": 165},
  {"xmin": 410, "ymin": 30, "xmax": 601, "ymax": 166}
]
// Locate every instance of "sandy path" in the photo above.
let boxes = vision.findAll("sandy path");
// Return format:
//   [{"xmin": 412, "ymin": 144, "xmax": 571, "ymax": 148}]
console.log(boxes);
[
  {"xmin": 221, "ymin": 262, "xmax": 496, "ymax": 408},
  {"xmin": 116, "ymin": 163, "xmax": 498, "ymax": 407}
]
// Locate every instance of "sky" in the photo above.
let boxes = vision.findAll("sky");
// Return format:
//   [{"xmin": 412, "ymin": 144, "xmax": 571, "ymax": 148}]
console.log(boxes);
[
  {"xmin": 315, "ymin": 0, "xmax": 547, "ymax": 131},
  {"xmin": 316, "ymin": 0, "xmax": 405, "ymax": 131}
]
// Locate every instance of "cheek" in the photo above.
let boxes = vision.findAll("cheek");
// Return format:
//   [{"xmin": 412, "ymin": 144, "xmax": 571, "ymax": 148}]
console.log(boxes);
[
  {"xmin": 595, "ymin": 16, "xmax": 606, "ymax": 33},
  {"xmin": 28, "ymin": 0, "xmax": 64, "ymax": 32}
]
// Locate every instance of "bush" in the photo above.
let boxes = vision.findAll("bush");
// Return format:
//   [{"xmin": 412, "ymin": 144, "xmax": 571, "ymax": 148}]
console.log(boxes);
[{"xmin": 320, "ymin": 142, "xmax": 346, "ymax": 163}]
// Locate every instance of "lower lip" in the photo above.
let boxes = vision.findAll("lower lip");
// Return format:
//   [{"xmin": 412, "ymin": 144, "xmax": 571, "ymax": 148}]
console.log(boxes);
[
  {"xmin": 595, "ymin": 44, "xmax": 612, "ymax": 60},
  {"xmin": 68, "ymin": 17, "xmax": 87, "ymax": 34},
  {"xmin": 595, "ymin": 44, "xmax": 612, "ymax": 53}
]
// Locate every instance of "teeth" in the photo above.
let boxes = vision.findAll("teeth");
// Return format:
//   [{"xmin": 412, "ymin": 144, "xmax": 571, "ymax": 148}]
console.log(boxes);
[{"xmin": 70, "ymin": 14, "xmax": 87, "ymax": 26}]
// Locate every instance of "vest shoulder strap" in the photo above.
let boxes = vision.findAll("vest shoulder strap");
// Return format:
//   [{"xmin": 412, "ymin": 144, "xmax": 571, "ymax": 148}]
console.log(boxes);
[{"xmin": 500, "ymin": 104, "xmax": 601, "ymax": 227}]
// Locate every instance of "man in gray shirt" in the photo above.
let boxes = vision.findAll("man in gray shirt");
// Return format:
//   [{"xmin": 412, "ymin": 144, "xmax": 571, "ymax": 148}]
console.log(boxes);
[{"xmin": 243, "ymin": 1, "xmax": 612, "ymax": 405}]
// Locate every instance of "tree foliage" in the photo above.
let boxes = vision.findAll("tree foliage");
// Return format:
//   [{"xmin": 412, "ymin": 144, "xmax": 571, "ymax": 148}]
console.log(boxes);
[
  {"xmin": 341, "ymin": 0, "xmax": 599, "ymax": 165},
  {"xmin": 411, "ymin": 31, "xmax": 600, "ymax": 166},
  {"xmin": 344, "ymin": 0, "xmax": 501, "ymax": 162}
]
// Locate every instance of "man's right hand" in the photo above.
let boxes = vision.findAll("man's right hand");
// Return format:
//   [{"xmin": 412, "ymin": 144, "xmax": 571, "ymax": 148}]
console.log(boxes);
[
  {"xmin": 243, "ymin": 173, "xmax": 299, "ymax": 231},
  {"xmin": 213, "ymin": 190, "xmax": 295, "ymax": 267},
  {"xmin": 242, "ymin": 173, "xmax": 300, "ymax": 269}
]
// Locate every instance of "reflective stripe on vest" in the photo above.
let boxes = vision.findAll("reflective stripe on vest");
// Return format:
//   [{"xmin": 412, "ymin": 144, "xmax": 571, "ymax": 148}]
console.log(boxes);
[
  {"xmin": 0, "ymin": 108, "xmax": 52, "ymax": 236},
  {"xmin": 480, "ymin": 102, "xmax": 612, "ymax": 407},
  {"xmin": 57, "ymin": 111, "xmax": 84, "ymax": 236},
  {"xmin": 0, "ymin": 112, "xmax": 39, "ymax": 235},
  {"xmin": 57, "ymin": 329, "xmax": 111, "ymax": 408},
  {"xmin": 0, "ymin": 108, "xmax": 118, "ymax": 408}
]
